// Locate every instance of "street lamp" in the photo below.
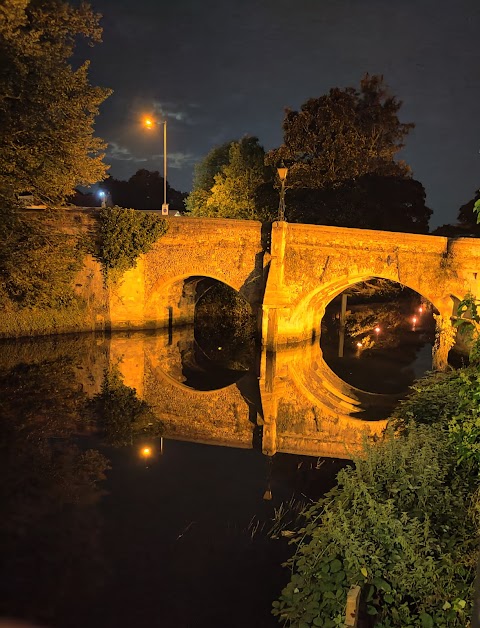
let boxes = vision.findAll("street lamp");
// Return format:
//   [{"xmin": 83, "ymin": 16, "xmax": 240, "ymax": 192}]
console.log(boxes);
[
  {"xmin": 277, "ymin": 165, "xmax": 288, "ymax": 221},
  {"xmin": 98, "ymin": 190, "xmax": 106, "ymax": 208},
  {"xmin": 143, "ymin": 115, "xmax": 169, "ymax": 215}
]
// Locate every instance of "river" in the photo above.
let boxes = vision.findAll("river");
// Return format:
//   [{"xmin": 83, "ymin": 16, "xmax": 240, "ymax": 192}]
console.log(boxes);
[{"xmin": 0, "ymin": 296, "xmax": 440, "ymax": 627}]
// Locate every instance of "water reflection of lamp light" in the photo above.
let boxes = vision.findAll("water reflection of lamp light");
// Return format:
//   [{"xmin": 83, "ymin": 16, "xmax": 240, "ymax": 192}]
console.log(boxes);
[
  {"xmin": 412, "ymin": 315, "xmax": 417, "ymax": 331},
  {"xmin": 355, "ymin": 340, "xmax": 363, "ymax": 358}
]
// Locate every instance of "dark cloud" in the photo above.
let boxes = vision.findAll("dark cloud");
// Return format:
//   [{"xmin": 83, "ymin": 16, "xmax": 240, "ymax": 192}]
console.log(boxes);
[{"xmin": 87, "ymin": 0, "xmax": 480, "ymax": 226}]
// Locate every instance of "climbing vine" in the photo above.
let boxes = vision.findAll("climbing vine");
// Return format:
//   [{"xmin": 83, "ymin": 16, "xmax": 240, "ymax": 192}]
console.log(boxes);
[{"xmin": 95, "ymin": 206, "xmax": 168, "ymax": 282}]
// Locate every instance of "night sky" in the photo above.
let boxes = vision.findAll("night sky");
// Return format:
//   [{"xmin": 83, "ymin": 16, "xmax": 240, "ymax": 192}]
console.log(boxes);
[{"xmin": 86, "ymin": 0, "xmax": 480, "ymax": 227}]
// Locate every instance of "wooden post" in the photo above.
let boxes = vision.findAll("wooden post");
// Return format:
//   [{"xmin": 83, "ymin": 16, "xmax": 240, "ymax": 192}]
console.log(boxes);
[
  {"xmin": 338, "ymin": 293, "xmax": 348, "ymax": 358},
  {"xmin": 345, "ymin": 585, "xmax": 360, "ymax": 627}
]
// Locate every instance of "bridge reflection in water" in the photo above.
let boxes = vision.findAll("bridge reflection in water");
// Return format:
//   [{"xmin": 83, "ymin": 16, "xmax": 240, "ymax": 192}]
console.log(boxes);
[{"xmin": 105, "ymin": 327, "xmax": 390, "ymax": 460}]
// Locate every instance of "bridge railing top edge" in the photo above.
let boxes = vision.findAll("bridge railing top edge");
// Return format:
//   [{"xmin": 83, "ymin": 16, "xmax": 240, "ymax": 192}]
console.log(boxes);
[{"xmin": 281, "ymin": 222, "xmax": 450, "ymax": 242}]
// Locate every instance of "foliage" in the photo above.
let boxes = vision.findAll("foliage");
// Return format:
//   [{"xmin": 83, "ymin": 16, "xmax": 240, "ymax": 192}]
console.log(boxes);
[
  {"xmin": 454, "ymin": 191, "xmax": 480, "ymax": 235},
  {"xmin": 267, "ymin": 74, "xmax": 413, "ymax": 189},
  {"xmin": 184, "ymin": 141, "xmax": 232, "ymax": 213},
  {"xmin": 194, "ymin": 282, "xmax": 256, "ymax": 370},
  {"xmin": 454, "ymin": 293, "xmax": 480, "ymax": 364},
  {"xmin": 91, "ymin": 367, "xmax": 163, "ymax": 446},
  {"xmin": 343, "ymin": 301, "xmax": 421, "ymax": 352},
  {"xmin": 392, "ymin": 293, "xmax": 480, "ymax": 473},
  {"xmin": 0, "ymin": 211, "xmax": 84, "ymax": 309},
  {"xmin": 95, "ymin": 205, "xmax": 168, "ymax": 281},
  {"xmin": 273, "ymin": 426, "xmax": 478, "ymax": 627},
  {"xmin": 390, "ymin": 369, "xmax": 470, "ymax": 434},
  {"xmin": 281, "ymin": 174, "xmax": 431, "ymax": 232},
  {"xmin": 474, "ymin": 199, "xmax": 480, "ymax": 223},
  {"xmin": 447, "ymin": 294, "xmax": 480, "ymax": 471},
  {"xmin": 186, "ymin": 136, "xmax": 276, "ymax": 220},
  {"xmin": 101, "ymin": 169, "xmax": 187, "ymax": 211},
  {"xmin": 266, "ymin": 75, "xmax": 431, "ymax": 231},
  {"xmin": 0, "ymin": 0, "xmax": 111, "ymax": 209},
  {"xmin": 346, "ymin": 279, "xmax": 407, "ymax": 302},
  {"xmin": 448, "ymin": 369, "xmax": 480, "ymax": 472},
  {"xmin": 0, "ymin": 355, "xmax": 110, "ymax": 623}
]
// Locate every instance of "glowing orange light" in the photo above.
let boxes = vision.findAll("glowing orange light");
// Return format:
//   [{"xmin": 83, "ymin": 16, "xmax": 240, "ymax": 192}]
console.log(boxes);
[
  {"xmin": 144, "ymin": 116, "xmax": 154, "ymax": 130},
  {"xmin": 356, "ymin": 341, "xmax": 362, "ymax": 348},
  {"xmin": 412, "ymin": 316, "xmax": 417, "ymax": 324},
  {"xmin": 374, "ymin": 326, "xmax": 381, "ymax": 333},
  {"xmin": 418, "ymin": 306, "xmax": 423, "ymax": 313},
  {"xmin": 141, "ymin": 446, "xmax": 152, "ymax": 458}
]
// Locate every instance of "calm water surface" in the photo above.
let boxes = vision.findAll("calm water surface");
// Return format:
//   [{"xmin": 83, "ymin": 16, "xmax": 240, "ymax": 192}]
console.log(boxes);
[{"xmin": 0, "ymin": 300, "xmax": 438, "ymax": 627}]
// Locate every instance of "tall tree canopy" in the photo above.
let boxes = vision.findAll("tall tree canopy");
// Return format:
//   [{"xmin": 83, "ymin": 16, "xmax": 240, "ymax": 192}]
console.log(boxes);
[
  {"xmin": 457, "ymin": 189, "xmax": 480, "ymax": 235},
  {"xmin": 433, "ymin": 189, "xmax": 480, "ymax": 237},
  {"xmin": 185, "ymin": 137, "xmax": 276, "ymax": 220},
  {"xmin": 0, "ymin": 0, "xmax": 111, "ymax": 208},
  {"xmin": 267, "ymin": 74, "xmax": 413, "ymax": 188},
  {"xmin": 266, "ymin": 75, "xmax": 431, "ymax": 233}
]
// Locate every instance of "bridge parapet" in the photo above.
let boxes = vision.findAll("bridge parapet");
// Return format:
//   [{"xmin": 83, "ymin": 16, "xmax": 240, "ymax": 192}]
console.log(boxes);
[{"xmin": 262, "ymin": 222, "xmax": 480, "ymax": 363}]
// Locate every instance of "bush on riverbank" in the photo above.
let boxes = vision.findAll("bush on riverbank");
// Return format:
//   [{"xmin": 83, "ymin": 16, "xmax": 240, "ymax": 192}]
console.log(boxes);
[
  {"xmin": 274, "ymin": 359, "xmax": 480, "ymax": 626},
  {"xmin": 273, "ymin": 422, "xmax": 478, "ymax": 627},
  {"xmin": 275, "ymin": 300, "xmax": 480, "ymax": 627}
]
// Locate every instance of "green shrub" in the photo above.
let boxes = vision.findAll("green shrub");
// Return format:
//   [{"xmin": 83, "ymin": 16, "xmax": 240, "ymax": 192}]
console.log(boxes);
[
  {"xmin": 273, "ymin": 426, "xmax": 478, "ymax": 627},
  {"xmin": 95, "ymin": 206, "xmax": 168, "ymax": 282},
  {"xmin": 0, "ymin": 212, "xmax": 83, "ymax": 309},
  {"xmin": 390, "ymin": 369, "xmax": 468, "ymax": 433}
]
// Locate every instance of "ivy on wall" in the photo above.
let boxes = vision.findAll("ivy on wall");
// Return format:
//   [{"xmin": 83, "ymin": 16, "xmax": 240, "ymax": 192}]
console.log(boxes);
[{"xmin": 95, "ymin": 206, "xmax": 168, "ymax": 282}]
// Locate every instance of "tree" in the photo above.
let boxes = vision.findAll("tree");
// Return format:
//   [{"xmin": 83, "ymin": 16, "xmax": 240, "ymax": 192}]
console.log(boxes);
[
  {"xmin": 186, "ymin": 137, "xmax": 276, "ymax": 220},
  {"xmin": 285, "ymin": 174, "xmax": 431, "ymax": 232},
  {"xmin": 432, "ymin": 190, "xmax": 480, "ymax": 237},
  {"xmin": 184, "ymin": 141, "xmax": 232, "ymax": 214},
  {"xmin": 457, "ymin": 189, "xmax": 480, "ymax": 235},
  {"xmin": 0, "ymin": 0, "xmax": 111, "ymax": 208},
  {"xmin": 267, "ymin": 74, "xmax": 412, "ymax": 189},
  {"xmin": 102, "ymin": 169, "xmax": 187, "ymax": 211},
  {"xmin": 266, "ymin": 75, "xmax": 431, "ymax": 232}
]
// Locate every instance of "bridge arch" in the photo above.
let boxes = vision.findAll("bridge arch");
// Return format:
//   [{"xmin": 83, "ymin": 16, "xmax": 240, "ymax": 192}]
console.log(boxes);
[
  {"xmin": 286, "ymin": 272, "xmax": 451, "ymax": 343},
  {"xmin": 144, "ymin": 272, "xmax": 256, "ymax": 331},
  {"xmin": 262, "ymin": 220, "xmax": 478, "ymax": 370}
]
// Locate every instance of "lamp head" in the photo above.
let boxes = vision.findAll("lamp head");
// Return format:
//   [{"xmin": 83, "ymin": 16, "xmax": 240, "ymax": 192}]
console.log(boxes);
[
  {"xmin": 277, "ymin": 166, "xmax": 288, "ymax": 182},
  {"xmin": 144, "ymin": 116, "xmax": 154, "ymax": 130}
]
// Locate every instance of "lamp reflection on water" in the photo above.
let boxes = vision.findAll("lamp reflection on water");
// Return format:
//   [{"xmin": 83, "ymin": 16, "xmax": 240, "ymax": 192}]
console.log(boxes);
[
  {"xmin": 139, "ymin": 438, "xmax": 164, "ymax": 465},
  {"xmin": 140, "ymin": 446, "xmax": 152, "ymax": 458}
]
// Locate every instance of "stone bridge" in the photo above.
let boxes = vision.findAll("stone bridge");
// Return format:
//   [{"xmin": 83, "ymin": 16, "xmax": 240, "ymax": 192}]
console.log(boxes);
[
  {"xmin": 9, "ymin": 210, "xmax": 480, "ymax": 457},
  {"xmin": 97, "ymin": 214, "xmax": 480, "ymax": 366},
  {"xmin": 19, "ymin": 210, "xmax": 480, "ymax": 368}
]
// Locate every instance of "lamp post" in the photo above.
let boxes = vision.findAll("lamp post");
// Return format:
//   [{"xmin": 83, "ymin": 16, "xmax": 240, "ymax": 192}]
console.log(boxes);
[
  {"xmin": 144, "ymin": 116, "xmax": 169, "ymax": 214},
  {"xmin": 277, "ymin": 165, "xmax": 288, "ymax": 221}
]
